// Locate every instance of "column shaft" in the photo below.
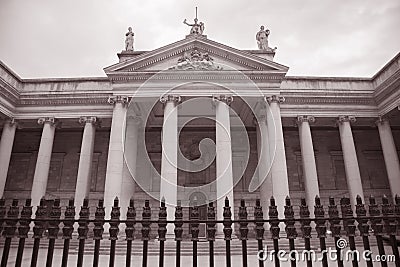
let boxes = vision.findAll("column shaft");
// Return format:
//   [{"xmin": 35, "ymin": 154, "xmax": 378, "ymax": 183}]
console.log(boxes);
[
  {"xmin": 74, "ymin": 117, "xmax": 97, "ymax": 209},
  {"xmin": 215, "ymin": 95, "xmax": 234, "ymax": 234},
  {"xmin": 256, "ymin": 115, "xmax": 272, "ymax": 216},
  {"xmin": 338, "ymin": 116, "xmax": 364, "ymax": 207},
  {"xmin": 377, "ymin": 118, "xmax": 400, "ymax": 199},
  {"xmin": 160, "ymin": 95, "xmax": 179, "ymax": 235},
  {"xmin": 104, "ymin": 96, "xmax": 128, "ymax": 214},
  {"xmin": 297, "ymin": 116, "xmax": 319, "ymax": 214},
  {"xmin": 120, "ymin": 116, "xmax": 140, "ymax": 219},
  {"xmin": 0, "ymin": 119, "xmax": 17, "ymax": 198},
  {"xmin": 31, "ymin": 118, "xmax": 56, "ymax": 207},
  {"xmin": 266, "ymin": 96, "xmax": 289, "ymax": 217}
]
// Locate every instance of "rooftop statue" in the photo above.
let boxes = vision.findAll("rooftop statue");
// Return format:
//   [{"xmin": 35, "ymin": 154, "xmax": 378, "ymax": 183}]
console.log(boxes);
[
  {"xmin": 256, "ymin": 25, "xmax": 270, "ymax": 50},
  {"xmin": 125, "ymin": 27, "xmax": 134, "ymax": 51},
  {"xmin": 183, "ymin": 7, "xmax": 205, "ymax": 35}
]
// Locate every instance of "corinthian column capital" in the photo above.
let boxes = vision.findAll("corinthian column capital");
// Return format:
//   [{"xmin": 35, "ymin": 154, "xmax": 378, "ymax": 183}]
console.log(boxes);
[
  {"xmin": 337, "ymin": 115, "xmax": 356, "ymax": 124},
  {"xmin": 265, "ymin": 95, "xmax": 285, "ymax": 104},
  {"xmin": 108, "ymin": 95, "xmax": 130, "ymax": 106},
  {"xmin": 160, "ymin": 95, "xmax": 181, "ymax": 104},
  {"xmin": 297, "ymin": 115, "xmax": 316, "ymax": 124}
]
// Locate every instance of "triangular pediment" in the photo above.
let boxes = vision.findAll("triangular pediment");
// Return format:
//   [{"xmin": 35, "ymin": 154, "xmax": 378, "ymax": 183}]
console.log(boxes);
[{"xmin": 104, "ymin": 36, "xmax": 288, "ymax": 74}]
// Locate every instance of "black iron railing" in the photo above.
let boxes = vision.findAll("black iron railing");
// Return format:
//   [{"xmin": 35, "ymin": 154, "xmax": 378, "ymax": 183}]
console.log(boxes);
[{"xmin": 0, "ymin": 195, "xmax": 399, "ymax": 267}]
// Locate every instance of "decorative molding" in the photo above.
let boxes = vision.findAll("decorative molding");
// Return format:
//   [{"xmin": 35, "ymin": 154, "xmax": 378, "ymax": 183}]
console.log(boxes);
[
  {"xmin": 168, "ymin": 48, "xmax": 223, "ymax": 71},
  {"xmin": 265, "ymin": 95, "xmax": 285, "ymax": 104},
  {"xmin": 297, "ymin": 115, "xmax": 315, "ymax": 124},
  {"xmin": 79, "ymin": 116, "xmax": 100, "ymax": 126},
  {"xmin": 375, "ymin": 116, "xmax": 389, "ymax": 126},
  {"xmin": 337, "ymin": 115, "xmax": 356, "ymax": 124},
  {"xmin": 107, "ymin": 95, "xmax": 130, "ymax": 106},
  {"xmin": 159, "ymin": 95, "xmax": 181, "ymax": 104},
  {"xmin": 37, "ymin": 117, "xmax": 57, "ymax": 126},
  {"xmin": 212, "ymin": 95, "xmax": 233, "ymax": 105}
]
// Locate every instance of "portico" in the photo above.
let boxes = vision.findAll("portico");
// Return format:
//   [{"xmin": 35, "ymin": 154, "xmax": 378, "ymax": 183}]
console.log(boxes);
[{"xmin": 0, "ymin": 26, "xmax": 400, "ymax": 236}]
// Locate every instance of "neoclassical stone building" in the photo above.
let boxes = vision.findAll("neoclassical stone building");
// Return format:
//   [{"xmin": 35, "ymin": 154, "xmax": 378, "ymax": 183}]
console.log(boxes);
[{"xmin": 0, "ymin": 26, "xmax": 399, "ymax": 224}]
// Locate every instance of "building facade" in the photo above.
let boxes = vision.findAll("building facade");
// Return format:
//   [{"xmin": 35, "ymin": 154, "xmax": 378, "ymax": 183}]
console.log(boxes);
[{"xmin": 1, "ymin": 27, "xmax": 400, "ymax": 225}]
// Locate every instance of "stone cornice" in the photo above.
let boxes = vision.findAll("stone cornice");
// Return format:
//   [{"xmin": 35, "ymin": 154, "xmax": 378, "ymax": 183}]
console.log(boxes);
[{"xmin": 106, "ymin": 70, "xmax": 286, "ymax": 83}]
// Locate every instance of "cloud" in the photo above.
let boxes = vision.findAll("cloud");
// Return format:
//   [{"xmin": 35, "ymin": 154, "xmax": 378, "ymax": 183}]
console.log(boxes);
[{"xmin": 0, "ymin": 0, "xmax": 399, "ymax": 78}]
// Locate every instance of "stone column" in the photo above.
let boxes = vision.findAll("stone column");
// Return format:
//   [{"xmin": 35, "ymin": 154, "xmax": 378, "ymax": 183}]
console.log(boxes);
[
  {"xmin": 376, "ymin": 117, "xmax": 400, "ymax": 199},
  {"xmin": 214, "ymin": 95, "xmax": 235, "ymax": 235},
  {"xmin": 255, "ymin": 113, "xmax": 273, "ymax": 216},
  {"xmin": 337, "ymin": 116, "xmax": 364, "ymax": 207},
  {"xmin": 265, "ymin": 95, "xmax": 289, "ymax": 217},
  {"xmin": 120, "ymin": 115, "xmax": 141, "ymax": 219},
  {"xmin": 104, "ymin": 96, "xmax": 129, "ymax": 215},
  {"xmin": 297, "ymin": 115, "xmax": 320, "ymax": 214},
  {"xmin": 160, "ymin": 95, "xmax": 180, "ymax": 234},
  {"xmin": 31, "ymin": 117, "xmax": 57, "ymax": 208},
  {"xmin": 0, "ymin": 118, "xmax": 17, "ymax": 198},
  {"xmin": 74, "ymin": 116, "xmax": 98, "ymax": 210}
]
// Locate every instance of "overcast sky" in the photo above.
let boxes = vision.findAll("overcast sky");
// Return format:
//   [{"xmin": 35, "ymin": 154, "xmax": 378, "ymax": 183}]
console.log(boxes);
[{"xmin": 0, "ymin": 0, "xmax": 399, "ymax": 79}]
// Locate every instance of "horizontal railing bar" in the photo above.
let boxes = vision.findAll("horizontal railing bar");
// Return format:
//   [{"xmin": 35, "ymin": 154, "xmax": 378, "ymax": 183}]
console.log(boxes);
[{"xmin": 0, "ymin": 215, "xmax": 398, "ymax": 224}]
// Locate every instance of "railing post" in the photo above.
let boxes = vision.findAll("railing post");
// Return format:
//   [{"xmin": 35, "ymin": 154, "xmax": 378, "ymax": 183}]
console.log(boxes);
[
  {"xmin": 93, "ymin": 199, "xmax": 105, "ymax": 267},
  {"xmin": 254, "ymin": 199, "xmax": 264, "ymax": 267},
  {"xmin": 239, "ymin": 199, "xmax": 248, "ymax": 267},
  {"xmin": 77, "ymin": 198, "xmax": 90, "ymax": 267},
  {"xmin": 125, "ymin": 198, "xmax": 136, "ymax": 267},
  {"xmin": 1, "ymin": 199, "xmax": 19, "ymax": 267},
  {"xmin": 206, "ymin": 202, "xmax": 216, "ymax": 267},
  {"xmin": 190, "ymin": 200, "xmax": 200, "ymax": 267},
  {"xmin": 369, "ymin": 195, "xmax": 388, "ymax": 267},
  {"xmin": 109, "ymin": 197, "xmax": 120, "ymax": 267},
  {"xmin": 0, "ymin": 199, "xmax": 6, "ymax": 236},
  {"xmin": 340, "ymin": 197, "xmax": 359, "ymax": 267},
  {"xmin": 46, "ymin": 198, "xmax": 61, "ymax": 267},
  {"xmin": 355, "ymin": 195, "xmax": 373, "ymax": 267},
  {"xmin": 15, "ymin": 199, "xmax": 32, "ymax": 267},
  {"xmin": 314, "ymin": 196, "xmax": 328, "ymax": 267},
  {"xmin": 381, "ymin": 195, "xmax": 400, "ymax": 266},
  {"xmin": 269, "ymin": 197, "xmax": 280, "ymax": 267},
  {"xmin": 299, "ymin": 198, "xmax": 312, "ymax": 267},
  {"xmin": 141, "ymin": 200, "xmax": 151, "ymax": 267},
  {"xmin": 158, "ymin": 198, "xmax": 167, "ymax": 267},
  {"xmin": 31, "ymin": 198, "xmax": 47, "ymax": 267},
  {"xmin": 284, "ymin": 196, "xmax": 297, "ymax": 267},
  {"xmin": 174, "ymin": 200, "xmax": 183, "ymax": 267},
  {"xmin": 328, "ymin": 197, "xmax": 343, "ymax": 267},
  {"xmin": 223, "ymin": 197, "xmax": 232, "ymax": 267},
  {"xmin": 61, "ymin": 199, "xmax": 75, "ymax": 267}
]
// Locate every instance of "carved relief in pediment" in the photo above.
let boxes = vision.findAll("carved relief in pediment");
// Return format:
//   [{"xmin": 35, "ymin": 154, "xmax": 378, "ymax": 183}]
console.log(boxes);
[{"xmin": 168, "ymin": 48, "xmax": 223, "ymax": 71}]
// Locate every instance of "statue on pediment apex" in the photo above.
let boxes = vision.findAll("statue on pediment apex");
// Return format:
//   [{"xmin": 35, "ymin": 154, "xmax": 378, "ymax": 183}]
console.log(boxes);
[
  {"xmin": 256, "ymin": 25, "xmax": 270, "ymax": 50},
  {"xmin": 125, "ymin": 27, "xmax": 134, "ymax": 51},
  {"xmin": 183, "ymin": 7, "xmax": 205, "ymax": 35}
]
